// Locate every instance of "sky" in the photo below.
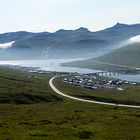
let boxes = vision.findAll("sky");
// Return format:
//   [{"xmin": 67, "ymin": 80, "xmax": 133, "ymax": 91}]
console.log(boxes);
[{"xmin": 0, "ymin": 0, "xmax": 140, "ymax": 33}]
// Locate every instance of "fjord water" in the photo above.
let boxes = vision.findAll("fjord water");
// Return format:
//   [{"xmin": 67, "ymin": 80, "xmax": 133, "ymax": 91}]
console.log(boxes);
[
  {"xmin": 0, "ymin": 59, "xmax": 140, "ymax": 82},
  {"xmin": 0, "ymin": 59, "xmax": 99, "ymax": 73},
  {"xmin": 111, "ymin": 74, "xmax": 140, "ymax": 82}
]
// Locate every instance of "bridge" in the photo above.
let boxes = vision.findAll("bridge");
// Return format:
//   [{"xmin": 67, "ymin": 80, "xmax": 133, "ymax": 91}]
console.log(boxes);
[{"xmin": 96, "ymin": 69, "xmax": 140, "ymax": 77}]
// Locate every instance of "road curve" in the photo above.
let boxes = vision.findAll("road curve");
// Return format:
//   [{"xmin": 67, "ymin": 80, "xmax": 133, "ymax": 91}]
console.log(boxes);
[{"xmin": 49, "ymin": 76, "xmax": 140, "ymax": 108}]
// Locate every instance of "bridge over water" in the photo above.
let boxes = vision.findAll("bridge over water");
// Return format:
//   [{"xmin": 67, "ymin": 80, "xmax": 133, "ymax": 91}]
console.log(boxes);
[{"xmin": 96, "ymin": 69, "xmax": 140, "ymax": 77}]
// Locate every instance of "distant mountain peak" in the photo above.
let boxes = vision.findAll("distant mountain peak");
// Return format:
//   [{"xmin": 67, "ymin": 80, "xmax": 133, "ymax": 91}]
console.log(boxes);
[
  {"xmin": 56, "ymin": 29, "xmax": 67, "ymax": 32},
  {"xmin": 55, "ymin": 27, "xmax": 90, "ymax": 35},
  {"xmin": 55, "ymin": 29, "xmax": 73, "ymax": 34},
  {"xmin": 75, "ymin": 27, "xmax": 90, "ymax": 32},
  {"xmin": 114, "ymin": 22, "xmax": 129, "ymax": 27}
]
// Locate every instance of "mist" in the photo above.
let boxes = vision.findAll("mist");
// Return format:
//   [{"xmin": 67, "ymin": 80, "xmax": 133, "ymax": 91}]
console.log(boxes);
[
  {"xmin": 129, "ymin": 35, "xmax": 140, "ymax": 43},
  {"xmin": 0, "ymin": 41, "xmax": 15, "ymax": 49}
]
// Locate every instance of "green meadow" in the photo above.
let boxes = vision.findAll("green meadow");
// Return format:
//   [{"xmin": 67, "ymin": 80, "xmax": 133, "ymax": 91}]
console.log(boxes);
[{"xmin": 0, "ymin": 67, "xmax": 140, "ymax": 140}]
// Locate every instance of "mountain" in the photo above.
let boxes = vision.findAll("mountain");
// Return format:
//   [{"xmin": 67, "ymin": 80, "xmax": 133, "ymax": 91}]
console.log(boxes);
[
  {"xmin": 63, "ymin": 42, "xmax": 140, "ymax": 71},
  {"xmin": 1, "ymin": 23, "xmax": 140, "ymax": 60},
  {"xmin": 0, "ymin": 31, "xmax": 51, "ymax": 43},
  {"xmin": 95, "ymin": 23, "xmax": 140, "ymax": 41},
  {"xmin": 94, "ymin": 42, "xmax": 140, "ymax": 67}
]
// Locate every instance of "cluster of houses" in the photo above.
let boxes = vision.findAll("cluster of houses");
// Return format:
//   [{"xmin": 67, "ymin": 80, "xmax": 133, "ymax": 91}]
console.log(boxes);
[{"xmin": 63, "ymin": 74, "xmax": 139, "ymax": 90}]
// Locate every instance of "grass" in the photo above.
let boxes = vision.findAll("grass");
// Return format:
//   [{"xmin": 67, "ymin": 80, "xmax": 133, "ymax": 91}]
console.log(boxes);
[
  {"xmin": 0, "ymin": 66, "xmax": 62, "ymax": 104},
  {"xmin": 95, "ymin": 43, "xmax": 140, "ymax": 68},
  {"xmin": 0, "ymin": 66, "xmax": 140, "ymax": 139},
  {"xmin": 0, "ymin": 102, "xmax": 140, "ymax": 140},
  {"xmin": 54, "ymin": 77, "xmax": 140, "ymax": 105}
]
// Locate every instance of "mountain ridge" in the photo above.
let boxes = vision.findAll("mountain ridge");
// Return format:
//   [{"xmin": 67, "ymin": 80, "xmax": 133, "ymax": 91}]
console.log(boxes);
[{"xmin": 0, "ymin": 23, "xmax": 140, "ymax": 60}]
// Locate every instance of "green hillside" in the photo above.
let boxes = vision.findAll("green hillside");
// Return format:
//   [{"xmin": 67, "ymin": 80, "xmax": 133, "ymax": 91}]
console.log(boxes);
[
  {"xmin": 0, "ymin": 67, "xmax": 62, "ymax": 104},
  {"xmin": 63, "ymin": 43, "xmax": 140, "ymax": 70},
  {"xmin": 95, "ymin": 43, "xmax": 140, "ymax": 67}
]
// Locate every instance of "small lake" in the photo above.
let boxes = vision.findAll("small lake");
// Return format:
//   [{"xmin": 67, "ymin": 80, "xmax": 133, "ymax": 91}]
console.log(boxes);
[{"xmin": 0, "ymin": 59, "xmax": 140, "ymax": 82}]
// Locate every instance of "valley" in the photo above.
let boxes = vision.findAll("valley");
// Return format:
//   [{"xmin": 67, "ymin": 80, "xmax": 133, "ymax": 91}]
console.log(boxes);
[{"xmin": 1, "ymin": 0, "xmax": 140, "ymax": 139}]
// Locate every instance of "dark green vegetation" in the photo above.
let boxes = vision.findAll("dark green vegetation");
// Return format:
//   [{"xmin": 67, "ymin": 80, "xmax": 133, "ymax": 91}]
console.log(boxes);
[
  {"xmin": 63, "ymin": 43, "xmax": 140, "ymax": 71},
  {"xmin": 0, "ymin": 67, "xmax": 140, "ymax": 140},
  {"xmin": 1, "ymin": 102, "xmax": 140, "ymax": 140},
  {"xmin": 1, "ymin": 23, "xmax": 140, "ymax": 59}
]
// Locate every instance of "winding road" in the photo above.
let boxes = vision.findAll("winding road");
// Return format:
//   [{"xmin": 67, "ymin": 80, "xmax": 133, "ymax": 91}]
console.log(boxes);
[{"xmin": 49, "ymin": 76, "xmax": 140, "ymax": 108}]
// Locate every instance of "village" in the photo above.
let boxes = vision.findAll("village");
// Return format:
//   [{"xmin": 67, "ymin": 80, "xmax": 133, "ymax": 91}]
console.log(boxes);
[
  {"xmin": 63, "ymin": 74, "xmax": 139, "ymax": 91},
  {"xmin": 6, "ymin": 65, "xmax": 140, "ymax": 90}
]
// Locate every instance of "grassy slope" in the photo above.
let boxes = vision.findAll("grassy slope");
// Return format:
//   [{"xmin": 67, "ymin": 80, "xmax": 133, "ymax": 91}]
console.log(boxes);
[
  {"xmin": 95, "ymin": 43, "xmax": 140, "ymax": 67},
  {"xmin": 0, "ymin": 67, "xmax": 140, "ymax": 139},
  {"xmin": 62, "ymin": 43, "xmax": 140, "ymax": 70},
  {"xmin": 1, "ymin": 102, "xmax": 140, "ymax": 140},
  {"xmin": 0, "ymin": 67, "xmax": 62, "ymax": 104}
]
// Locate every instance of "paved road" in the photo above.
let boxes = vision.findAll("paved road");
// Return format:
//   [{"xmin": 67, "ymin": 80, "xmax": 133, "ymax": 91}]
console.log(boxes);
[{"xmin": 49, "ymin": 76, "xmax": 140, "ymax": 108}]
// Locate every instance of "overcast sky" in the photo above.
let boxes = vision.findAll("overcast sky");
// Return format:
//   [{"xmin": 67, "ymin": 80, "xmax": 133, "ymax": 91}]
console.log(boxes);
[{"xmin": 0, "ymin": 0, "xmax": 140, "ymax": 33}]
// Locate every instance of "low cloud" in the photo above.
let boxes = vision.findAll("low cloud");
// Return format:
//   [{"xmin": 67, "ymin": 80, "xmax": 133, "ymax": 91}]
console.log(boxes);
[
  {"xmin": 129, "ymin": 35, "xmax": 140, "ymax": 43},
  {"xmin": 0, "ymin": 41, "xmax": 15, "ymax": 49}
]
